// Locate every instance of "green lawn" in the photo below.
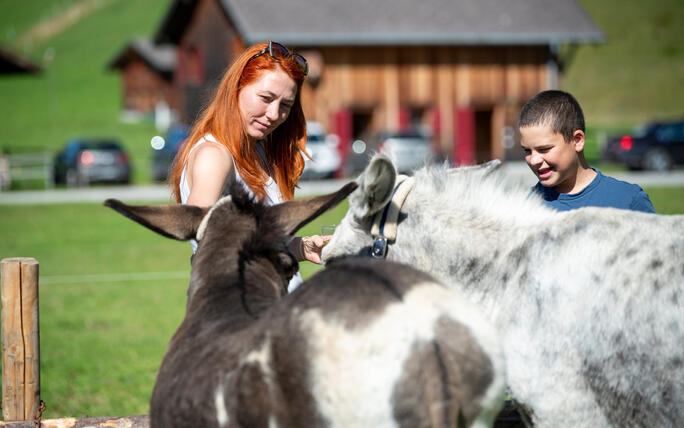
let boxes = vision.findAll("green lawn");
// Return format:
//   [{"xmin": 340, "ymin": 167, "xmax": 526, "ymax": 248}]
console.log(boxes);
[{"xmin": 565, "ymin": 0, "xmax": 684, "ymax": 126}]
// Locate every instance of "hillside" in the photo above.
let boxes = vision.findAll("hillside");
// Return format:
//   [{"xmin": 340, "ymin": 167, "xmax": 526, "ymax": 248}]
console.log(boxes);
[
  {"xmin": 563, "ymin": 0, "xmax": 684, "ymax": 127},
  {"xmin": 0, "ymin": 0, "xmax": 173, "ymax": 183},
  {"xmin": 0, "ymin": 0, "xmax": 682, "ymax": 183}
]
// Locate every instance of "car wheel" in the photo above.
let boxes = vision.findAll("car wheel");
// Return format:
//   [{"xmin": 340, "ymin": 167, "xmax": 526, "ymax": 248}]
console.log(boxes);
[
  {"xmin": 643, "ymin": 149, "xmax": 672, "ymax": 171},
  {"xmin": 66, "ymin": 169, "xmax": 78, "ymax": 187}
]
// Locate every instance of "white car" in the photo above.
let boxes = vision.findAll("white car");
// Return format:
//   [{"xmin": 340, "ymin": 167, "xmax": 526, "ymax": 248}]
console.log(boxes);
[
  {"xmin": 378, "ymin": 131, "xmax": 436, "ymax": 173},
  {"xmin": 300, "ymin": 122, "xmax": 341, "ymax": 180}
]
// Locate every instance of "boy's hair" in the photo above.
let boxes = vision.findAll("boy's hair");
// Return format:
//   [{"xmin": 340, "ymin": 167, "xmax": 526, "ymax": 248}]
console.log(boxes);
[{"xmin": 518, "ymin": 90, "xmax": 585, "ymax": 142}]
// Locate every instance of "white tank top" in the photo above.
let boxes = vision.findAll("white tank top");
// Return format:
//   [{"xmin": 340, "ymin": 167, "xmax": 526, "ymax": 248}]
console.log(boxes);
[{"xmin": 180, "ymin": 134, "xmax": 302, "ymax": 292}]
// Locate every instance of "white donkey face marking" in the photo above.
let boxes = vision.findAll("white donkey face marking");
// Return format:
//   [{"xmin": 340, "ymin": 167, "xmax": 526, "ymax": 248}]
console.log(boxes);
[{"xmin": 215, "ymin": 384, "xmax": 229, "ymax": 427}]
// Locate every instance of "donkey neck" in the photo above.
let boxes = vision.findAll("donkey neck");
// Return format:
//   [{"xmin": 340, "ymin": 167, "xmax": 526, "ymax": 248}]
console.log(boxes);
[
  {"xmin": 186, "ymin": 245, "xmax": 288, "ymax": 327},
  {"xmin": 390, "ymin": 191, "xmax": 554, "ymax": 317}
]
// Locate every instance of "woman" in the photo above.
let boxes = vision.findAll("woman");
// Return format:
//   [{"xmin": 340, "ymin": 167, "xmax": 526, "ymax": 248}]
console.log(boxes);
[{"xmin": 169, "ymin": 41, "xmax": 326, "ymax": 292}]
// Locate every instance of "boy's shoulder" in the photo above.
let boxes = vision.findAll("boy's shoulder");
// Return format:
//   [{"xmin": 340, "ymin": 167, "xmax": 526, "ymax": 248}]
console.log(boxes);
[
  {"xmin": 594, "ymin": 170, "xmax": 641, "ymax": 192},
  {"xmin": 593, "ymin": 168, "xmax": 644, "ymax": 195},
  {"xmin": 534, "ymin": 169, "xmax": 656, "ymax": 213}
]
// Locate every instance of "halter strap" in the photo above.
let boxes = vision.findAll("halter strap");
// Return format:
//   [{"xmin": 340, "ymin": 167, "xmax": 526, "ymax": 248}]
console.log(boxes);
[{"xmin": 370, "ymin": 175, "xmax": 415, "ymax": 258}]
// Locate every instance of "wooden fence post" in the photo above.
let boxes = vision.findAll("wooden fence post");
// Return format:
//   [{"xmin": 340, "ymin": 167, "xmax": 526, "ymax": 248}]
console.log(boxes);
[{"xmin": 1, "ymin": 258, "xmax": 40, "ymax": 422}]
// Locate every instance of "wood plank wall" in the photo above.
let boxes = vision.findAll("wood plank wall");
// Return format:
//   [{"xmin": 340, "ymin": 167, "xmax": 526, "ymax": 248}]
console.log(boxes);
[
  {"xmin": 306, "ymin": 45, "xmax": 548, "ymax": 115},
  {"xmin": 299, "ymin": 45, "xmax": 552, "ymax": 159}
]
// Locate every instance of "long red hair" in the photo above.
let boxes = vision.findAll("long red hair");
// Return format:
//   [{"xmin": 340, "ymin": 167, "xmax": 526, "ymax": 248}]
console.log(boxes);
[{"xmin": 169, "ymin": 42, "xmax": 307, "ymax": 202}]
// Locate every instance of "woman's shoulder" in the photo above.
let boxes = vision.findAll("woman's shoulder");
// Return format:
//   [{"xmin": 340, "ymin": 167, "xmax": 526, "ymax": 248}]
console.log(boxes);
[
  {"xmin": 187, "ymin": 135, "xmax": 234, "ymax": 180},
  {"xmin": 193, "ymin": 141, "xmax": 230, "ymax": 157},
  {"xmin": 189, "ymin": 136, "xmax": 232, "ymax": 163}
]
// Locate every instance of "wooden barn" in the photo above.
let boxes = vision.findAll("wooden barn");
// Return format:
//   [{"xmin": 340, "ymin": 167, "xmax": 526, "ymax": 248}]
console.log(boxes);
[
  {"xmin": 112, "ymin": 0, "xmax": 602, "ymax": 169},
  {"xmin": 108, "ymin": 38, "xmax": 177, "ymax": 118}
]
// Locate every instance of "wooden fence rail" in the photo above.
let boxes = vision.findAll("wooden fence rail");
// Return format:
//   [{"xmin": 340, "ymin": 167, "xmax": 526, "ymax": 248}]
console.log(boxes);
[{"xmin": 0, "ymin": 415, "xmax": 149, "ymax": 427}]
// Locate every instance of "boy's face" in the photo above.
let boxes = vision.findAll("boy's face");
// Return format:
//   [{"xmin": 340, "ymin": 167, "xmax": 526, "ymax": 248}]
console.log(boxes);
[{"xmin": 519, "ymin": 123, "xmax": 585, "ymax": 193}]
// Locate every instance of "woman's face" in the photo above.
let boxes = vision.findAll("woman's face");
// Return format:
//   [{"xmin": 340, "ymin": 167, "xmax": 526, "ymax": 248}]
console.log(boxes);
[{"xmin": 238, "ymin": 67, "xmax": 297, "ymax": 142}]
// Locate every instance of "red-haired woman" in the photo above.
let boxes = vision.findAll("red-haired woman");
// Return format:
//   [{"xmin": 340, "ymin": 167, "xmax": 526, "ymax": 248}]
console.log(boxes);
[{"xmin": 169, "ymin": 41, "xmax": 323, "ymax": 292}]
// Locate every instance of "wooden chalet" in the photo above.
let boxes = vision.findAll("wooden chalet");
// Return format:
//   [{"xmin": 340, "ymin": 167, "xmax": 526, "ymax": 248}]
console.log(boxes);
[
  {"xmin": 108, "ymin": 38, "xmax": 177, "ymax": 116},
  {"xmin": 113, "ymin": 0, "xmax": 603, "ymax": 170}
]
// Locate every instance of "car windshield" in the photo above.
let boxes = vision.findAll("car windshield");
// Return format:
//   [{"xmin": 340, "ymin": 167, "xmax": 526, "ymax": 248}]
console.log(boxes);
[
  {"xmin": 306, "ymin": 134, "xmax": 326, "ymax": 143},
  {"xmin": 631, "ymin": 123, "xmax": 658, "ymax": 138}
]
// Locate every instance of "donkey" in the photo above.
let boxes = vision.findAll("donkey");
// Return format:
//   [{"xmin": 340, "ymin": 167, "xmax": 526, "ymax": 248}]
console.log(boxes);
[
  {"xmin": 323, "ymin": 154, "xmax": 684, "ymax": 428},
  {"xmin": 105, "ymin": 181, "xmax": 506, "ymax": 428}
]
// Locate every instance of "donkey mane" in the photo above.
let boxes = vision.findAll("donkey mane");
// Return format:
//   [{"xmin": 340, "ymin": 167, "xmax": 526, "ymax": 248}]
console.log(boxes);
[{"xmin": 411, "ymin": 162, "xmax": 555, "ymax": 227}]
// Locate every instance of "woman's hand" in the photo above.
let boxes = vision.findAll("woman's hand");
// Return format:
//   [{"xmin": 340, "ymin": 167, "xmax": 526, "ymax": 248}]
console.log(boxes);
[{"xmin": 291, "ymin": 235, "xmax": 331, "ymax": 264}]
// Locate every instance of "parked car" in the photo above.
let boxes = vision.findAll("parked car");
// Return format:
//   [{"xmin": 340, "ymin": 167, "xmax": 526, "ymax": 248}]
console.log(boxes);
[
  {"xmin": 54, "ymin": 138, "xmax": 132, "ymax": 187},
  {"xmin": 377, "ymin": 130, "xmax": 436, "ymax": 174},
  {"xmin": 344, "ymin": 130, "xmax": 437, "ymax": 177},
  {"xmin": 152, "ymin": 124, "xmax": 190, "ymax": 181},
  {"xmin": 300, "ymin": 121, "xmax": 341, "ymax": 180},
  {"xmin": 603, "ymin": 120, "xmax": 684, "ymax": 171}
]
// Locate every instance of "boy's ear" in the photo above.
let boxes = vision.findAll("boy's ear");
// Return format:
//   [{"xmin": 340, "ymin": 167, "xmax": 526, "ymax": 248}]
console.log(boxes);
[{"xmin": 573, "ymin": 129, "xmax": 586, "ymax": 152}]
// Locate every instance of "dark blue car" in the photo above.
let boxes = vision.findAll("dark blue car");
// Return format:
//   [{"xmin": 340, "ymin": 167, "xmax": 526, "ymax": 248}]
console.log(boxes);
[
  {"xmin": 54, "ymin": 139, "xmax": 132, "ymax": 187},
  {"xmin": 152, "ymin": 124, "xmax": 190, "ymax": 181},
  {"xmin": 603, "ymin": 121, "xmax": 684, "ymax": 171}
]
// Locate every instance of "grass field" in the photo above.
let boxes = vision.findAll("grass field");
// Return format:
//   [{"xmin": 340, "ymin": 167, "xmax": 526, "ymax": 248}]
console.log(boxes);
[
  {"xmin": 1, "ymin": 187, "xmax": 682, "ymax": 418},
  {"xmin": 567, "ymin": 0, "xmax": 684, "ymax": 126}
]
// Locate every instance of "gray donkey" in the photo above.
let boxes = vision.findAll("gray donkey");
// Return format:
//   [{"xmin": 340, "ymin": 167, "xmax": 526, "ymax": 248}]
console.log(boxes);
[
  {"xmin": 323, "ymin": 155, "xmax": 684, "ymax": 428},
  {"xmin": 105, "ymin": 181, "xmax": 505, "ymax": 428}
]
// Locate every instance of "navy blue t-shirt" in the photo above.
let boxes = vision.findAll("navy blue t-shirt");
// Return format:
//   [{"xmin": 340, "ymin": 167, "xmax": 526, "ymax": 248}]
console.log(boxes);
[{"xmin": 533, "ymin": 169, "xmax": 656, "ymax": 213}]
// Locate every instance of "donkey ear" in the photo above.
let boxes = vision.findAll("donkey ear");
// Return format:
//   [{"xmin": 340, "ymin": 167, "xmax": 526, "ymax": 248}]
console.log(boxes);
[
  {"xmin": 352, "ymin": 154, "xmax": 396, "ymax": 219},
  {"xmin": 104, "ymin": 199, "xmax": 209, "ymax": 241},
  {"xmin": 270, "ymin": 182, "xmax": 358, "ymax": 236}
]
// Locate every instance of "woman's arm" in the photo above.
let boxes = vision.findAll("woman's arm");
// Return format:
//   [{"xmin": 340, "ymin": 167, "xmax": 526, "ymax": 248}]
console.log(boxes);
[{"xmin": 186, "ymin": 143, "xmax": 234, "ymax": 207}]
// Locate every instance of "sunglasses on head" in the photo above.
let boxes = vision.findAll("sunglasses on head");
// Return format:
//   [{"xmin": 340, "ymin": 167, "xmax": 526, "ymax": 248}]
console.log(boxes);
[{"xmin": 247, "ymin": 41, "xmax": 308, "ymax": 76}]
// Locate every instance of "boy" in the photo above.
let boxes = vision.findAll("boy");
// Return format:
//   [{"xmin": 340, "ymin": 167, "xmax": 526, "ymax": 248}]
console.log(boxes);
[{"xmin": 518, "ymin": 90, "xmax": 655, "ymax": 213}]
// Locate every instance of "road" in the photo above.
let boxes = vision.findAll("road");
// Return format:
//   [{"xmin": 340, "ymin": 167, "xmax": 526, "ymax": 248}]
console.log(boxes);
[{"xmin": 1, "ymin": 162, "xmax": 683, "ymax": 205}]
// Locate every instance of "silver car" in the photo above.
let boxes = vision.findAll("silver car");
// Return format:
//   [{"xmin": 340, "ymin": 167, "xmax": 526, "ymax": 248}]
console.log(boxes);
[{"xmin": 377, "ymin": 131, "xmax": 436, "ymax": 173}]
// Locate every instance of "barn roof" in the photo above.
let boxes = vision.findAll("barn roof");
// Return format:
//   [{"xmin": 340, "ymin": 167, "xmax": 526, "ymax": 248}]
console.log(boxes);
[
  {"xmin": 108, "ymin": 38, "xmax": 176, "ymax": 78},
  {"xmin": 0, "ymin": 46, "xmax": 42, "ymax": 74},
  {"xmin": 154, "ymin": 0, "xmax": 603, "ymax": 46}
]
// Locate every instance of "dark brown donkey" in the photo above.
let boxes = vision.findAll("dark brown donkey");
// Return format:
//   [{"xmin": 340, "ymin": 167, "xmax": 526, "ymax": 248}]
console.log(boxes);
[{"xmin": 105, "ymin": 182, "xmax": 504, "ymax": 428}]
